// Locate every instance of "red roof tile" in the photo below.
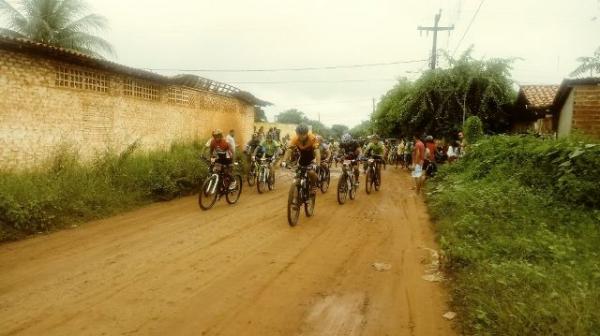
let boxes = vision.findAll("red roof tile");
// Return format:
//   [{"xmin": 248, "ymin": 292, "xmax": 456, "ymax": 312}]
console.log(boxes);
[{"xmin": 519, "ymin": 85, "xmax": 559, "ymax": 109}]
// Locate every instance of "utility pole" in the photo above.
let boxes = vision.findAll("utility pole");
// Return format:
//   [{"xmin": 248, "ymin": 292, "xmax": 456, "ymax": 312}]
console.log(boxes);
[{"xmin": 418, "ymin": 10, "xmax": 454, "ymax": 70}]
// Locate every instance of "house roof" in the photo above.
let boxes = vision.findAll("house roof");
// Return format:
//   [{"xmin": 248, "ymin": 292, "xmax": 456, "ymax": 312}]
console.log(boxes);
[
  {"xmin": 553, "ymin": 77, "xmax": 600, "ymax": 111},
  {"xmin": 518, "ymin": 85, "xmax": 560, "ymax": 110},
  {"xmin": 0, "ymin": 34, "xmax": 271, "ymax": 106}
]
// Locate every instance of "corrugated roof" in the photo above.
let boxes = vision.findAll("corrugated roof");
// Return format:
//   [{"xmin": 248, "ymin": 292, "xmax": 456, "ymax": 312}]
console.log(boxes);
[
  {"xmin": 0, "ymin": 34, "xmax": 271, "ymax": 106},
  {"xmin": 519, "ymin": 85, "xmax": 559, "ymax": 109}
]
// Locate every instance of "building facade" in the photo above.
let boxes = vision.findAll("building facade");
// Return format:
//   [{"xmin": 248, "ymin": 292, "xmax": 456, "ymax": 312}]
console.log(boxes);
[
  {"xmin": 0, "ymin": 35, "xmax": 268, "ymax": 169},
  {"xmin": 554, "ymin": 78, "xmax": 600, "ymax": 139}
]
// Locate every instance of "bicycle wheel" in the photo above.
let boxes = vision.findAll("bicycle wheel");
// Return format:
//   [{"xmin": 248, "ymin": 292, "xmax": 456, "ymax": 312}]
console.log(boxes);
[
  {"xmin": 268, "ymin": 169, "xmax": 275, "ymax": 190},
  {"xmin": 349, "ymin": 175, "xmax": 357, "ymax": 200},
  {"xmin": 305, "ymin": 189, "xmax": 316, "ymax": 217},
  {"xmin": 257, "ymin": 166, "xmax": 267, "ymax": 194},
  {"xmin": 320, "ymin": 167, "xmax": 330, "ymax": 193},
  {"xmin": 247, "ymin": 164, "xmax": 256, "ymax": 186},
  {"xmin": 287, "ymin": 184, "xmax": 300, "ymax": 227},
  {"xmin": 226, "ymin": 175, "xmax": 243, "ymax": 204},
  {"xmin": 199, "ymin": 175, "xmax": 219, "ymax": 210},
  {"xmin": 337, "ymin": 174, "xmax": 348, "ymax": 205},
  {"xmin": 365, "ymin": 168, "xmax": 373, "ymax": 194},
  {"xmin": 374, "ymin": 168, "xmax": 381, "ymax": 191}
]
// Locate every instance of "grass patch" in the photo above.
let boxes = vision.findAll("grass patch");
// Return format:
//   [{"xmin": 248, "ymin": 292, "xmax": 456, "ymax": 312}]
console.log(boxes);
[
  {"xmin": 427, "ymin": 135, "xmax": 600, "ymax": 335},
  {"xmin": 0, "ymin": 140, "xmax": 210, "ymax": 242}
]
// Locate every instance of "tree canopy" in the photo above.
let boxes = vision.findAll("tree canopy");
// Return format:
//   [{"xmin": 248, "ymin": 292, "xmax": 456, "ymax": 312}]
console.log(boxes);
[
  {"xmin": 254, "ymin": 107, "xmax": 268, "ymax": 122},
  {"xmin": 570, "ymin": 47, "xmax": 600, "ymax": 78},
  {"xmin": 0, "ymin": 0, "xmax": 114, "ymax": 58},
  {"xmin": 371, "ymin": 49, "xmax": 516, "ymax": 140}
]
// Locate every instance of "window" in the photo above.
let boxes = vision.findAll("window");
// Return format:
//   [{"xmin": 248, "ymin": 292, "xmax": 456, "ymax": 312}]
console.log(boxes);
[
  {"xmin": 168, "ymin": 86, "xmax": 195, "ymax": 106},
  {"xmin": 55, "ymin": 66, "xmax": 109, "ymax": 92},
  {"xmin": 123, "ymin": 79, "xmax": 160, "ymax": 101}
]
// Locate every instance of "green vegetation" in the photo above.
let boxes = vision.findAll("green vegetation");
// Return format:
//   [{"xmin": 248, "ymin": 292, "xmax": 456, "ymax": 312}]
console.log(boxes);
[
  {"xmin": 427, "ymin": 135, "xmax": 600, "ymax": 335},
  {"xmin": 372, "ymin": 49, "xmax": 516, "ymax": 139},
  {"xmin": 0, "ymin": 141, "xmax": 209, "ymax": 242},
  {"xmin": 274, "ymin": 108, "xmax": 332, "ymax": 138},
  {"xmin": 0, "ymin": 0, "xmax": 114, "ymax": 58},
  {"xmin": 463, "ymin": 115, "xmax": 484, "ymax": 145}
]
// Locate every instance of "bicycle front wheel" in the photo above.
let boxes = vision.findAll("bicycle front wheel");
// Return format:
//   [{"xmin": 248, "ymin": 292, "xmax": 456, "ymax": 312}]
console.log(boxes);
[
  {"xmin": 337, "ymin": 174, "xmax": 348, "ymax": 205},
  {"xmin": 226, "ymin": 175, "xmax": 243, "ymax": 204},
  {"xmin": 287, "ymin": 184, "xmax": 300, "ymax": 227},
  {"xmin": 199, "ymin": 175, "xmax": 219, "ymax": 210}
]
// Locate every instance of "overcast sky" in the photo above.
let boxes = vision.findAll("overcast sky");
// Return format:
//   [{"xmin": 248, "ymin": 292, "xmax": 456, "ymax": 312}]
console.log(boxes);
[{"xmin": 19, "ymin": 0, "xmax": 600, "ymax": 127}]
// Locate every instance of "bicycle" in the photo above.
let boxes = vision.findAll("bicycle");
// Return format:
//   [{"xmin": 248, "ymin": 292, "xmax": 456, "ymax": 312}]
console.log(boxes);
[
  {"xmin": 316, "ymin": 162, "xmax": 330, "ymax": 193},
  {"xmin": 365, "ymin": 157, "xmax": 382, "ymax": 194},
  {"xmin": 256, "ymin": 156, "xmax": 276, "ymax": 194},
  {"xmin": 198, "ymin": 157, "xmax": 243, "ymax": 210},
  {"xmin": 337, "ymin": 159, "xmax": 358, "ymax": 204},
  {"xmin": 247, "ymin": 157, "xmax": 259, "ymax": 186},
  {"xmin": 287, "ymin": 165, "xmax": 316, "ymax": 227}
]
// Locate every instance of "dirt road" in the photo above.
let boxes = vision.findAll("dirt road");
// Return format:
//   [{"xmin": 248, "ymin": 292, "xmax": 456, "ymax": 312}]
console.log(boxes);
[{"xmin": 0, "ymin": 167, "xmax": 454, "ymax": 336}]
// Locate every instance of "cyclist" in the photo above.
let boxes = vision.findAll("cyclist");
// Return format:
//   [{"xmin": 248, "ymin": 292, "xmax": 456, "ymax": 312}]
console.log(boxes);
[
  {"xmin": 253, "ymin": 132, "xmax": 281, "ymax": 178},
  {"xmin": 365, "ymin": 134, "xmax": 385, "ymax": 180},
  {"xmin": 245, "ymin": 133, "xmax": 262, "ymax": 156},
  {"xmin": 316, "ymin": 135, "xmax": 331, "ymax": 165},
  {"xmin": 207, "ymin": 129, "xmax": 236, "ymax": 190},
  {"xmin": 340, "ymin": 133, "xmax": 361, "ymax": 186},
  {"xmin": 282, "ymin": 124, "xmax": 321, "ymax": 195}
]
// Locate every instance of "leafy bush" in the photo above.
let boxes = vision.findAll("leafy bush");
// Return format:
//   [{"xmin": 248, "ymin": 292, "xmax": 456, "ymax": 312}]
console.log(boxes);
[
  {"xmin": 0, "ymin": 141, "xmax": 209, "ymax": 241},
  {"xmin": 463, "ymin": 116, "xmax": 484, "ymax": 144},
  {"xmin": 427, "ymin": 135, "xmax": 600, "ymax": 335}
]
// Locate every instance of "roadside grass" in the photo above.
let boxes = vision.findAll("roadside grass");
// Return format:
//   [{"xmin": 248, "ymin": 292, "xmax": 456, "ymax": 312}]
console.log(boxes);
[
  {"xmin": 0, "ymin": 140, "xmax": 209, "ymax": 242},
  {"xmin": 427, "ymin": 135, "xmax": 600, "ymax": 336}
]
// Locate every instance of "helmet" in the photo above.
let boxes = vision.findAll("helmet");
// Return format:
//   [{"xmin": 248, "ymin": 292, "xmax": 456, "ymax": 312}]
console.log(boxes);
[
  {"xmin": 372, "ymin": 134, "xmax": 380, "ymax": 140},
  {"xmin": 341, "ymin": 133, "xmax": 352, "ymax": 143},
  {"xmin": 315, "ymin": 135, "xmax": 323, "ymax": 142},
  {"xmin": 212, "ymin": 129, "xmax": 223, "ymax": 136},
  {"xmin": 295, "ymin": 124, "xmax": 309, "ymax": 135},
  {"xmin": 426, "ymin": 135, "xmax": 433, "ymax": 142}
]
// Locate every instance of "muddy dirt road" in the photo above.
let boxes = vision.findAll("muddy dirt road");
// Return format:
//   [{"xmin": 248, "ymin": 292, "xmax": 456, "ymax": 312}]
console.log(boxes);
[{"xmin": 0, "ymin": 168, "xmax": 454, "ymax": 336}]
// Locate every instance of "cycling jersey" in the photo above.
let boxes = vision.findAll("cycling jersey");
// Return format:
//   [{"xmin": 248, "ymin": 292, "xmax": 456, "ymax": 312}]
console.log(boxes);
[
  {"xmin": 210, "ymin": 138, "xmax": 232, "ymax": 164},
  {"xmin": 290, "ymin": 133, "xmax": 319, "ymax": 166},
  {"xmin": 260, "ymin": 140, "xmax": 281, "ymax": 157},
  {"xmin": 340, "ymin": 140, "xmax": 360, "ymax": 160}
]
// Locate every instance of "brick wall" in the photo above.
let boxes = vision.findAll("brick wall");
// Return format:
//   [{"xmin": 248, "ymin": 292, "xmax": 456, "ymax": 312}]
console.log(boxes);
[
  {"xmin": 0, "ymin": 49, "xmax": 255, "ymax": 169},
  {"xmin": 573, "ymin": 85, "xmax": 600, "ymax": 138}
]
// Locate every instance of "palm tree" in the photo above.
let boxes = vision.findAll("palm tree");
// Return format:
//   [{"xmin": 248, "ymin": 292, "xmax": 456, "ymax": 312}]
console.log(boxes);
[
  {"xmin": 570, "ymin": 47, "xmax": 600, "ymax": 78},
  {"xmin": 0, "ymin": 0, "xmax": 114, "ymax": 59}
]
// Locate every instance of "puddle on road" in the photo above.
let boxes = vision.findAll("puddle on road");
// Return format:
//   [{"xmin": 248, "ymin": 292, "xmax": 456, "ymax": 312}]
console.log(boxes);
[{"xmin": 299, "ymin": 292, "xmax": 367, "ymax": 336}]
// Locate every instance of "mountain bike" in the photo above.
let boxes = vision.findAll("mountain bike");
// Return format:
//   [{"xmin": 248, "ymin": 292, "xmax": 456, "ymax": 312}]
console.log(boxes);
[
  {"xmin": 287, "ymin": 165, "xmax": 316, "ymax": 227},
  {"xmin": 365, "ymin": 157, "xmax": 382, "ymax": 194},
  {"xmin": 256, "ymin": 156, "xmax": 276, "ymax": 194},
  {"xmin": 247, "ymin": 158, "xmax": 259, "ymax": 186},
  {"xmin": 316, "ymin": 163, "xmax": 330, "ymax": 193},
  {"xmin": 388, "ymin": 150, "xmax": 398, "ymax": 167},
  {"xmin": 337, "ymin": 159, "xmax": 358, "ymax": 204},
  {"xmin": 198, "ymin": 158, "xmax": 243, "ymax": 210}
]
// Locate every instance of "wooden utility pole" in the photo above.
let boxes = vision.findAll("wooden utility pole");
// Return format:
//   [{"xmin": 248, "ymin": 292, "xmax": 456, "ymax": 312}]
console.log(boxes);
[{"xmin": 418, "ymin": 10, "xmax": 454, "ymax": 70}]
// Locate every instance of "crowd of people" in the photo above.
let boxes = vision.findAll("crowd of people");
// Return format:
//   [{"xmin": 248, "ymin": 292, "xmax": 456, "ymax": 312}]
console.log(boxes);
[{"xmin": 204, "ymin": 125, "xmax": 466, "ymax": 195}]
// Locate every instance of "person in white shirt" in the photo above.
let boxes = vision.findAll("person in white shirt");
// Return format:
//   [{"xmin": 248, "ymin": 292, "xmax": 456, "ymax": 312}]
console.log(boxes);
[{"xmin": 226, "ymin": 129, "xmax": 237, "ymax": 157}]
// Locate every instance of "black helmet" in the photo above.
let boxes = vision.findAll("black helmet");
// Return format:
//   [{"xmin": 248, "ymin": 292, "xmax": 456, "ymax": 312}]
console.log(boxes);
[{"xmin": 295, "ymin": 124, "xmax": 309, "ymax": 135}]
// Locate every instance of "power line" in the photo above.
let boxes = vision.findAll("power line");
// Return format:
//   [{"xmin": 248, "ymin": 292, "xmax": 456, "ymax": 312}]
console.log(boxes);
[
  {"xmin": 143, "ymin": 59, "xmax": 428, "ymax": 73},
  {"xmin": 452, "ymin": 0, "xmax": 486, "ymax": 57}
]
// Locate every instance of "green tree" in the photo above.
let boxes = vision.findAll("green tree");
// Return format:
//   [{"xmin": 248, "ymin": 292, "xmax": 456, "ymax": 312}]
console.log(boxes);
[
  {"xmin": 0, "ymin": 0, "xmax": 114, "ymax": 58},
  {"xmin": 254, "ymin": 106, "xmax": 268, "ymax": 122},
  {"xmin": 570, "ymin": 47, "xmax": 600, "ymax": 77},
  {"xmin": 371, "ymin": 49, "xmax": 515, "ymax": 139},
  {"xmin": 463, "ymin": 115, "xmax": 484, "ymax": 144},
  {"xmin": 349, "ymin": 120, "xmax": 372, "ymax": 138},
  {"xmin": 330, "ymin": 124, "xmax": 349, "ymax": 139},
  {"xmin": 274, "ymin": 109, "xmax": 308, "ymax": 124}
]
